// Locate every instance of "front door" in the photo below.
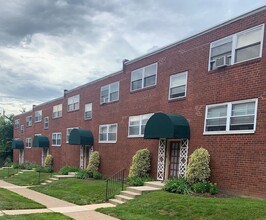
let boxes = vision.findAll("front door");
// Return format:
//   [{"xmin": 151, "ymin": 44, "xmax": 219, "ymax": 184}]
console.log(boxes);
[
  {"xmin": 42, "ymin": 148, "xmax": 48, "ymax": 166},
  {"xmin": 169, "ymin": 142, "xmax": 180, "ymax": 178},
  {"xmin": 19, "ymin": 149, "xmax": 24, "ymax": 164}
]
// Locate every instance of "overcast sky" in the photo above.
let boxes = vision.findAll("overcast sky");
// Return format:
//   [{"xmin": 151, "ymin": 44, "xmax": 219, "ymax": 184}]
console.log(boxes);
[{"xmin": 0, "ymin": 0, "xmax": 265, "ymax": 115}]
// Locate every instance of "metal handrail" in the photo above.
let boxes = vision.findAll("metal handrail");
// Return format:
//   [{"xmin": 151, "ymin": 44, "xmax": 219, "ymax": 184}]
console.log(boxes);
[{"xmin": 105, "ymin": 168, "xmax": 126, "ymax": 201}]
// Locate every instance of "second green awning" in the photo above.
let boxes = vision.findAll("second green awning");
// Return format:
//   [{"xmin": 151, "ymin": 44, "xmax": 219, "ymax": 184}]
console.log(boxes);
[
  {"xmin": 12, "ymin": 139, "xmax": 24, "ymax": 149},
  {"xmin": 69, "ymin": 128, "xmax": 94, "ymax": 146},
  {"xmin": 32, "ymin": 135, "xmax": 49, "ymax": 148}
]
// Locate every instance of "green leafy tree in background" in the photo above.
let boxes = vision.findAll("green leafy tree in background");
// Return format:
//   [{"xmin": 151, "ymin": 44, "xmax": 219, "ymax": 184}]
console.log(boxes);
[{"xmin": 0, "ymin": 114, "xmax": 13, "ymax": 166}]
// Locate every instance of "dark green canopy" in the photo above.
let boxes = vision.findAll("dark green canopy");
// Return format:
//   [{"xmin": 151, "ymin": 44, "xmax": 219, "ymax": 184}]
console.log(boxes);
[
  {"xmin": 69, "ymin": 128, "xmax": 94, "ymax": 146},
  {"xmin": 12, "ymin": 139, "xmax": 24, "ymax": 149},
  {"xmin": 144, "ymin": 113, "xmax": 190, "ymax": 139},
  {"xmin": 32, "ymin": 135, "xmax": 49, "ymax": 148}
]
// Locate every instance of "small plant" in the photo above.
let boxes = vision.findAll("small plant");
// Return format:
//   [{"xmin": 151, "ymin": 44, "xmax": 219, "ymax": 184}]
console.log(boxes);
[
  {"xmin": 209, "ymin": 183, "xmax": 218, "ymax": 195},
  {"xmin": 59, "ymin": 166, "xmax": 81, "ymax": 175},
  {"xmin": 186, "ymin": 147, "xmax": 211, "ymax": 184},
  {"xmin": 93, "ymin": 171, "xmax": 103, "ymax": 180},
  {"xmin": 76, "ymin": 170, "xmax": 89, "ymax": 179},
  {"xmin": 128, "ymin": 148, "xmax": 151, "ymax": 178},
  {"xmin": 86, "ymin": 151, "xmax": 100, "ymax": 174},
  {"xmin": 164, "ymin": 177, "xmax": 191, "ymax": 194},
  {"xmin": 192, "ymin": 182, "xmax": 210, "ymax": 193},
  {"xmin": 127, "ymin": 176, "xmax": 153, "ymax": 186}
]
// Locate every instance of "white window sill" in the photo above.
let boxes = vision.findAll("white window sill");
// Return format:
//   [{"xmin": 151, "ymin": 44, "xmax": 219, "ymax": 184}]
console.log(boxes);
[
  {"xmin": 128, "ymin": 135, "xmax": 144, "ymax": 138},
  {"xmin": 52, "ymin": 145, "xmax": 61, "ymax": 147},
  {"xmin": 99, "ymin": 141, "xmax": 117, "ymax": 144},
  {"xmin": 25, "ymin": 147, "xmax": 32, "ymax": 148},
  {"xmin": 203, "ymin": 130, "xmax": 255, "ymax": 135},
  {"xmin": 34, "ymin": 121, "xmax": 42, "ymax": 123}
]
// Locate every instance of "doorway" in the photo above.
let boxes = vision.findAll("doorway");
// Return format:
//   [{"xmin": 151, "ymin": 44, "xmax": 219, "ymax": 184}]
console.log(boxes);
[
  {"xmin": 168, "ymin": 142, "xmax": 180, "ymax": 178},
  {"xmin": 42, "ymin": 148, "xmax": 49, "ymax": 166},
  {"xmin": 19, "ymin": 149, "xmax": 24, "ymax": 164},
  {"xmin": 80, "ymin": 145, "xmax": 91, "ymax": 169}
]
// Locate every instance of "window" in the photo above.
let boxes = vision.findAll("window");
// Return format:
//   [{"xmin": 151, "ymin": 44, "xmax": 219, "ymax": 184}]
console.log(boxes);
[
  {"xmin": 209, "ymin": 25, "xmax": 264, "ymax": 70},
  {"xmin": 169, "ymin": 71, "xmax": 188, "ymax": 100},
  {"xmin": 26, "ymin": 116, "xmax": 32, "ymax": 127},
  {"xmin": 128, "ymin": 113, "xmax": 153, "ymax": 137},
  {"xmin": 20, "ymin": 125, "xmax": 24, "ymax": 135},
  {"xmin": 100, "ymin": 82, "xmax": 119, "ymax": 104},
  {"xmin": 52, "ymin": 133, "xmax": 61, "ymax": 146},
  {"xmin": 84, "ymin": 103, "xmax": 92, "ymax": 120},
  {"xmin": 53, "ymin": 104, "xmax": 62, "ymax": 118},
  {"xmin": 131, "ymin": 63, "xmax": 157, "ymax": 91},
  {"xmin": 25, "ymin": 138, "xmax": 32, "ymax": 148},
  {"xmin": 68, "ymin": 95, "xmax": 80, "ymax": 111},
  {"xmin": 204, "ymin": 99, "xmax": 257, "ymax": 134},
  {"xmin": 35, "ymin": 110, "xmax": 42, "ymax": 123},
  {"xmin": 99, "ymin": 124, "xmax": 117, "ymax": 143},
  {"xmin": 66, "ymin": 127, "xmax": 79, "ymax": 143},
  {"xmin": 14, "ymin": 119, "xmax": 20, "ymax": 129},
  {"xmin": 44, "ymin": 117, "xmax": 49, "ymax": 129}
]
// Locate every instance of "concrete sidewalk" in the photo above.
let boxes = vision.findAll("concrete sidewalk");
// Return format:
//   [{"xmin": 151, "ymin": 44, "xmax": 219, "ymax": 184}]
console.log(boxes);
[{"xmin": 0, "ymin": 180, "xmax": 118, "ymax": 220}]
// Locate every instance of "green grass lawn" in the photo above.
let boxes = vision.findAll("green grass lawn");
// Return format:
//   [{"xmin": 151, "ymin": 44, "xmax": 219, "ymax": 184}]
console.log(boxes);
[
  {"xmin": 0, "ymin": 213, "xmax": 72, "ymax": 219},
  {"xmin": 98, "ymin": 190, "xmax": 266, "ymax": 220},
  {"xmin": 0, "ymin": 188, "xmax": 45, "ymax": 210},
  {"xmin": 4, "ymin": 171, "xmax": 52, "ymax": 186},
  {"xmin": 31, "ymin": 178, "xmax": 108, "ymax": 205},
  {"xmin": 0, "ymin": 168, "xmax": 19, "ymax": 179}
]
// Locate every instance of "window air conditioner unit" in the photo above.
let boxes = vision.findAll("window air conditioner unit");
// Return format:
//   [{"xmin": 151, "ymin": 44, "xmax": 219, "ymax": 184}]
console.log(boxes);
[
  {"xmin": 215, "ymin": 56, "xmax": 228, "ymax": 68},
  {"xmin": 102, "ymin": 97, "xmax": 109, "ymax": 104}
]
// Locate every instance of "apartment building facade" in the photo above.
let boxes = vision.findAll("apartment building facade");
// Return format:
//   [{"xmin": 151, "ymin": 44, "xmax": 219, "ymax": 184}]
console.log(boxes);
[{"xmin": 12, "ymin": 6, "xmax": 266, "ymax": 198}]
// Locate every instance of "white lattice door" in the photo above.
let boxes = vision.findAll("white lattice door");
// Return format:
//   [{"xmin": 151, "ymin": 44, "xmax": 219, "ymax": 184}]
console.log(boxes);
[
  {"xmin": 80, "ymin": 146, "xmax": 84, "ymax": 169},
  {"xmin": 19, "ymin": 149, "xmax": 24, "ymax": 164}
]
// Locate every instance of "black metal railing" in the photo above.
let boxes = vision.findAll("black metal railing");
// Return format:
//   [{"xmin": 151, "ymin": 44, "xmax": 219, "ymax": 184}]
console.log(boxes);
[{"xmin": 105, "ymin": 168, "xmax": 126, "ymax": 201}]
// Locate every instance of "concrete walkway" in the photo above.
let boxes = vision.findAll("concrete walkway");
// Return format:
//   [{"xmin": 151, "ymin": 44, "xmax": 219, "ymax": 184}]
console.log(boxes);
[{"xmin": 0, "ymin": 180, "xmax": 118, "ymax": 220}]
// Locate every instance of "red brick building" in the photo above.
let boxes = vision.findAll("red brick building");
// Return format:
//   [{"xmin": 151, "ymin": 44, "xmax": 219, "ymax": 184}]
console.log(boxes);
[{"xmin": 12, "ymin": 6, "xmax": 266, "ymax": 198}]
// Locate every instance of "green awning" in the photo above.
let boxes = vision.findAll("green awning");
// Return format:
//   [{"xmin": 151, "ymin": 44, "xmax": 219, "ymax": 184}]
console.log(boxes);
[
  {"xmin": 144, "ymin": 113, "xmax": 190, "ymax": 139},
  {"xmin": 69, "ymin": 128, "xmax": 94, "ymax": 146},
  {"xmin": 32, "ymin": 135, "xmax": 49, "ymax": 148},
  {"xmin": 12, "ymin": 139, "xmax": 24, "ymax": 149}
]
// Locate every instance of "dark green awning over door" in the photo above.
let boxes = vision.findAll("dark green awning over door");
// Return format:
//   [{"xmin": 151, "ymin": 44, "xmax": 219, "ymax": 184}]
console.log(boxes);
[
  {"xmin": 12, "ymin": 139, "xmax": 24, "ymax": 149},
  {"xmin": 144, "ymin": 113, "xmax": 190, "ymax": 139},
  {"xmin": 69, "ymin": 128, "xmax": 94, "ymax": 146},
  {"xmin": 32, "ymin": 135, "xmax": 49, "ymax": 148}
]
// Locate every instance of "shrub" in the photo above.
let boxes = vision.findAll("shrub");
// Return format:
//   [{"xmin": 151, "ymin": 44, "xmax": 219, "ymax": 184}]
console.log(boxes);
[
  {"xmin": 59, "ymin": 166, "xmax": 80, "ymax": 175},
  {"xmin": 12, "ymin": 163, "xmax": 19, "ymax": 169},
  {"xmin": 164, "ymin": 177, "xmax": 191, "ymax": 194},
  {"xmin": 209, "ymin": 183, "xmax": 218, "ymax": 195},
  {"xmin": 93, "ymin": 171, "xmax": 103, "ymax": 180},
  {"xmin": 127, "ymin": 176, "xmax": 153, "ymax": 186},
  {"xmin": 86, "ymin": 151, "xmax": 100, "ymax": 174},
  {"xmin": 76, "ymin": 170, "xmax": 89, "ymax": 179},
  {"xmin": 186, "ymin": 147, "xmax": 211, "ymax": 184},
  {"xmin": 192, "ymin": 182, "xmax": 210, "ymax": 193},
  {"xmin": 128, "ymin": 148, "xmax": 151, "ymax": 178},
  {"xmin": 44, "ymin": 154, "xmax": 53, "ymax": 167}
]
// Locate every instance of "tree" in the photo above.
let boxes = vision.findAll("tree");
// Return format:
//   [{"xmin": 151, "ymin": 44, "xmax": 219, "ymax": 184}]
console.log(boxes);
[{"xmin": 0, "ymin": 115, "xmax": 13, "ymax": 166}]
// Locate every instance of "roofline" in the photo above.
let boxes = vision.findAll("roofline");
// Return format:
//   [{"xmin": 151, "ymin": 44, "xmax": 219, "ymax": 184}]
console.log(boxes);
[{"xmin": 124, "ymin": 5, "xmax": 266, "ymax": 65}]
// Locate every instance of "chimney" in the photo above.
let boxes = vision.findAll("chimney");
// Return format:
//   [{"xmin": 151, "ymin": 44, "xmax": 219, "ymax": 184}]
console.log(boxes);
[
  {"xmin": 32, "ymin": 105, "xmax": 36, "ymax": 109},
  {"xmin": 123, "ymin": 59, "xmax": 129, "ymax": 72},
  {"xmin": 64, "ymin": 89, "xmax": 68, "ymax": 97}
]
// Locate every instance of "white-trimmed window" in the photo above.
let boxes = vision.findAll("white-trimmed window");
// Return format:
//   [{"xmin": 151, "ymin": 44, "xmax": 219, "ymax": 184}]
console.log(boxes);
[
  {"xmin": 68, "ymin": 95, "xmax": 80, "ymax": 112},
  {"xmin": 66, "ymin": 127, "xmax": 79, "ymax": 143},
  {"xmin": 44, "ymin": 117, "xmax": 49, "ymax": 129},
  {"xmin": 128, "ymin": 113, "xmax": 153, "ymax": 137},
  {"xmin": 169, "ymin": 71, "xmax": 188, "ymax": 100},
  {"xmin": 52, "ymin": 133, "xmax": 61, "ymax": 146},
  {"xmin": 25, "ymin": 138, "xmax": 32, "ymax": 148},
  {"xmin": 131, "ymin": 63, "xmax": 157, "ymax": 91},
  {"xmin": 53, "ymin": 104, "xmax": 62, "ymax": 118},
  {"xmin": 99, "ymin": 124, "xmax": 117, "ymax": 143},
  {"xmin": 204, "ymin": 99, "xmax": 257, "ymax": 134},
  {"xmin": 209, "ymin": 24, "xmax": 264, "ymax": 70},
  {"xmin": 15, "ymin": 119, "xmax": 20, "ymax": 129},
  {"xmin": 100, "ymin": 82, "xmax": 119, "ymax": 104},
  {"xmin": 84, "ymin": 103, "xmax": 92, "ymax": 120},
  {"xmin": 35, "ymin": 110, "xmax": 42, "ymax": 123},
  {"xmin": 20, "ymin": 125, "xmax": 24, "ymax": 135},
  {"xmin": 26, "ymin": 116, "xmax": 32, "ymax": 127}
]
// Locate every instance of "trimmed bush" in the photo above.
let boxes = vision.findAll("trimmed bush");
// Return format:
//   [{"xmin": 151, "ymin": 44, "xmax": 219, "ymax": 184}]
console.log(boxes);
[
  {"xmin": 186, "ymin": 147, "xmax": 210, "ymax": 184},
  {"xmin": 76, "ymin": 170, "xmax": 89, "ymax": 179},
  {"xmin": 209, "ymin": 183, "xmax": 218, "ymax": 195},
  {"xmin": 93, "ymin": 171, "xmax": 103, "ymax": 180},
  {"xmin": 59, "ymin": 166, "xmax": 80, "ymax": 175},
  {"xmin": 192, "ymin": 182, "xmax": 210, "ymax": 193},
  {"xmin": 86, "ymin": 151, "xmax": 100, "ymax": 174},
  {"xmin": 128, "ymin": 148, "xmax": 151, "ymax": 178},
  {"xmin": 127, "ymin": 176, "xmax": 153, "ymax": 186},
  {"xmin": 164, "ymin": 177, "xmax": 191, "ymax": 194},
  {"xmin": 44, "ymin": 154, "xmax": 53, "ymax": 167}
]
